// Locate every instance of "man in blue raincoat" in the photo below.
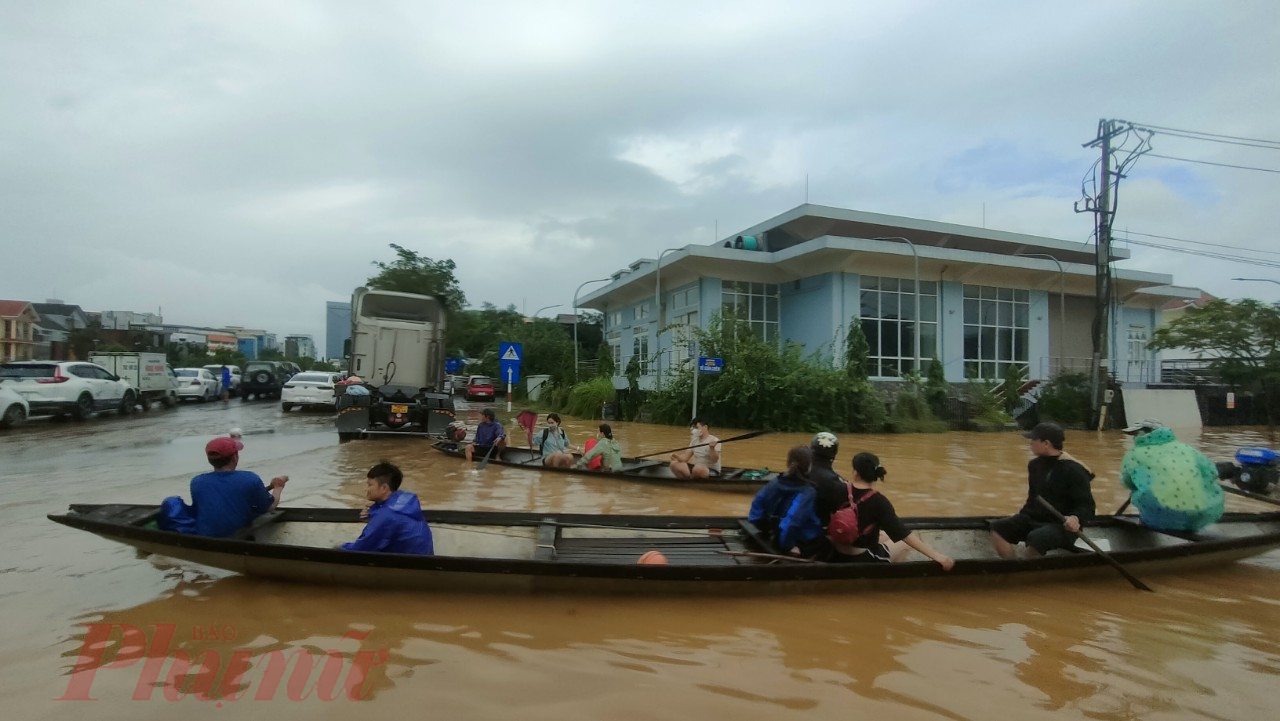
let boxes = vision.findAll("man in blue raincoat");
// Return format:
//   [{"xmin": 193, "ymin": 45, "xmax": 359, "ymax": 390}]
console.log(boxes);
[{"xmin": 341, "ymin": 461, "xmax": 434, "ymax": 555}]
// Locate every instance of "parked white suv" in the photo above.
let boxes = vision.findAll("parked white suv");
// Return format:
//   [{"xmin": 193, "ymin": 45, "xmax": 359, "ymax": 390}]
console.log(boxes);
[
  {"xmin": 0, "ymin": 361, "xmax": 137, "ymax": 420},
  {"xmin": 0, "ymin": 383, "xmax": 29, "ymax": 428}
]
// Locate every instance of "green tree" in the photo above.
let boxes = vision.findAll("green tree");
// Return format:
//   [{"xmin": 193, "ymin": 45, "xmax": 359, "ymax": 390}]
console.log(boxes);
[
  {"xmin": 845, "ymin": 322, "xmax": 871, "ymax": 380},
  {"xmin": 367, "ymin": 243, "xmax": 467, "ymax": 313},
  {"xmin": 1149, "ymin": 297, "xmax": 1280, "ymax": 423}
]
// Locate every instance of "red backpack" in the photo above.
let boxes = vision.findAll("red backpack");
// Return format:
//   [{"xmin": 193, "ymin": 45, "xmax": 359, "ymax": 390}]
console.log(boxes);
[{"xmin": 828, "ymin": 480, "xmax": 877, "ymax": 545}]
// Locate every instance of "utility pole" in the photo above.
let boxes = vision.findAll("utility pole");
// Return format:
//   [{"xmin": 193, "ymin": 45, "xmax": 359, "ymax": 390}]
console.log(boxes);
[{"xmin": 1077, "ymin": 119, "xmax": 1151, "ymax": 427}]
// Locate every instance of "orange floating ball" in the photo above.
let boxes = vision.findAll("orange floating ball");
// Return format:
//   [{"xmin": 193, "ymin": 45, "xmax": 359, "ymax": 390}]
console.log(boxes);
[{"xmin": 637, "ymin": 551, "xmax": 669, "ymax": 565}]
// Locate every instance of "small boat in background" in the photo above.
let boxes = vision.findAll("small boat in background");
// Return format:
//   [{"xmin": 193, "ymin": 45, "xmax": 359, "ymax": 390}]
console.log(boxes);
[{"xmin": 430, "ymin": 440, "xmax": 775, "ymax": 492}]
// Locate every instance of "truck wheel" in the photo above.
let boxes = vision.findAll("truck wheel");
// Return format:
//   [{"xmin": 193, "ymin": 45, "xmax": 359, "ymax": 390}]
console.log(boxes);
[
  {"xmin": 119, "ymin": 391, "xmax": 136, "ymax": 415},
  {"xmin": 281, "ymin": 403, "xmax": 293, "ymax": 412},
  {"xmin": 1, "ymin": 404, "xmax": 25, "ymax": 428},
  {"xmin": 72, "ymin": 393, "xmax": 94, "ymax": 421},
  {"xmin": 161, "ymin": 393, "xmax": 177, "ymax": 408}
]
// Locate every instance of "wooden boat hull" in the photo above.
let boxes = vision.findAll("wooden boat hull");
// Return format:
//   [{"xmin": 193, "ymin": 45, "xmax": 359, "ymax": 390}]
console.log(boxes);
[
  {"xmin": 48, "ymin": 504, "xmax": 1280, "ymax": 594},
  {"xmin": 431, "ymin": 440, "xmax": 773, "ymax": 492}
]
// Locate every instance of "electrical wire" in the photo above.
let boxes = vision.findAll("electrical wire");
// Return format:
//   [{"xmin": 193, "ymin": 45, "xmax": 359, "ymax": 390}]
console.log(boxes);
[
  {"xmin": 1147, "ymin": 153, "xmax": 1280, "ymax": 174},
  {"xmin": 1119, "ymin": 230, "xmax": 1280, "ymax": 256},
  {"xmin": 1125, "ymin": 122, "xmax": 1280, "ymax": 147},
  {"xmin": 1119, "ymin": 238, "xmax": 1280, "ymax": 268}
]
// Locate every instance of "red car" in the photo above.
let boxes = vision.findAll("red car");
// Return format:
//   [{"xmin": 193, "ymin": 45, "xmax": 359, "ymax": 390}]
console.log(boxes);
[{"xmin": 465, "ymin": 375, "xmax": 495, "ymax": 401}]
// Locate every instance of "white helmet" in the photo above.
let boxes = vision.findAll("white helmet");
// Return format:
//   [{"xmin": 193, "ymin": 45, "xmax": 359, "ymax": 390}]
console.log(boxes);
[{"xmin": 811, "ymin": 431, "xmax": 839, "ymax": 459}]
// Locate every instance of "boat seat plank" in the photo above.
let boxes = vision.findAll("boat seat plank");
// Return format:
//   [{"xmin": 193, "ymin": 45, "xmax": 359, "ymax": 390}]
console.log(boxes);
[{"xmin": 534, "ymin": 519, "xmax": 559, "ymax": 561}]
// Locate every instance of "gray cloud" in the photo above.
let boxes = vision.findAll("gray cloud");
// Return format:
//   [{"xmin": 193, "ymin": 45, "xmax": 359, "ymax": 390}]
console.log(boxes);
[{"xmin": 2, "ymin": 1, "xmax": 1278, "ymax": 351}]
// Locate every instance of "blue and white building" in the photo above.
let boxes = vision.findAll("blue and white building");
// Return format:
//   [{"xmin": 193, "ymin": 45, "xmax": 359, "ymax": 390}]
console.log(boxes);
[{"xmin": 577, "ymin": 204, "xmax": 1196, "ymax": 390}]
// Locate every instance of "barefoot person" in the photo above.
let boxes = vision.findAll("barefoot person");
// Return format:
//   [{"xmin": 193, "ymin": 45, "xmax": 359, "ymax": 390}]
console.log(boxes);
[
  {"xmin": 826, "ymin": 451, "xmax": 955, "ymax": 569},
  {"xmin": 989, "ymin": 422, "xmax": 1096, "ymax": 559},
  {"xmin": 670, "ymin": 417, "xmax": 721, "ymax": 479},
  {"xmin": 464, "ymin": 408, "xmax": 507, "ymax": 462},
  {"xmin": 535, "ymin": 413, "xmax": 576, "ymax": 468}
]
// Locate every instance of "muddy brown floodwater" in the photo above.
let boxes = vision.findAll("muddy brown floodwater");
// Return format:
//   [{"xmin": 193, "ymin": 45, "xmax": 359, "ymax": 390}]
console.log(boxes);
[{"xmin": 2, "ymin": 402, "xmax": 1279, "ymax": 720}]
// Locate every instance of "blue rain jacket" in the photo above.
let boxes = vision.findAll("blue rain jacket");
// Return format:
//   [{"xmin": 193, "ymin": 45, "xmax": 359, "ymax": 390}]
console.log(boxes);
[
  {"xmin": 748, "ymin": 473, "xmax": 824, "ymax": 551},
  {"xmin": 342, "ymin": 491, "xmax": 434, "ymax": 555}
]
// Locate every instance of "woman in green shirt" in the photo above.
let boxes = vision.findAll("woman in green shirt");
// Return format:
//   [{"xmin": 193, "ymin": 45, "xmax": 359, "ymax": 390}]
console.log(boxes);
[{"xmin": 577, "ymin": 423, "xmax": 623, "ymax": 473}]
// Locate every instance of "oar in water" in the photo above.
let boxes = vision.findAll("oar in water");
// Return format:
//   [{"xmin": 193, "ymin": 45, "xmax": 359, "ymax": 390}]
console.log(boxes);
[
  {"xmin": 1034, "ymin": 496, "xmax": 1153, "ymax": 592},
  {"xmin": 476, "ymin": 443, "xmax": 499, "ymax": 471},
  {"xmin": 631, "ymin": 430, "xmax": 771, "ymax": 461}
]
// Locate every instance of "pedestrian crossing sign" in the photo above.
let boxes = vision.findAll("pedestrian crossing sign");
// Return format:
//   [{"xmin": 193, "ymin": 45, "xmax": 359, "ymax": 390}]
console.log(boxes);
[{"xmin": 500, "ymin": 343, "xmax": 521, "ymax": 362}]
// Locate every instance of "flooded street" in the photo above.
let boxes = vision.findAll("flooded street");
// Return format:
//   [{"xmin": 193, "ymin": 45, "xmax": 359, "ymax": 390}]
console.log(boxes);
[{"xmin": 3, "ymin": 406, "xmax": 1280, "ymax": 720}]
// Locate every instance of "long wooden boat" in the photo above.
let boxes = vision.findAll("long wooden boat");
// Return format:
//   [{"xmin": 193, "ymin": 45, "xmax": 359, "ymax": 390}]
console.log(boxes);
[
  {"xmin": 47, "ymin": 504, "xmax": 1280, "ymax": 594},
  {"xmin": 431, "ymin": 440, "xmax": 774, "ymax": 492}
]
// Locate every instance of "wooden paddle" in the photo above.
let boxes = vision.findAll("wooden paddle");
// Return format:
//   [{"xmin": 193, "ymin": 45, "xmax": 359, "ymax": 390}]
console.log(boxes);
[
  {"xmin": 1035, "ymin": 496, "xmax": 1153, "ymax": 592},
  {"xmin": 1220, "ymin": 482, "xmax": 1280, "ymax": 507},
  {"xmin": 476, "ymin": 443, "xmax": 499, "ymax": 470},
  {"xmin": 716, "ymin": 550, "xmax": 815, "ymax": 563},
  {"xmin": 631, "ymin": 430, "xmax": 771, "ymax": 461},
  {"xmin": 1114, "ymin": 495, "xmax": 1133, "ymax": 515}
]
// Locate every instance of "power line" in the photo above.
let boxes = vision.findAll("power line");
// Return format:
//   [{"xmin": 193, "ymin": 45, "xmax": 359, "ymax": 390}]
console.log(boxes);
[
  {"xmin": 1119, "ymin": 230, "xmax": 1280, "ymax": 256},
  {"xmin": 1147, "ymin": 153, "xmax": 1280, "ymax": 174},
  {"xmin": 1121, "ymin": 238, "xmax": 1280, "ymax": 268},
  {"xmin": 1148, "ymin": 130, "xmax": 1280, "ymax": 151},
  {"xmin": 1127, "ymin": 121, "xmax": 1280, "ymax": 147}
]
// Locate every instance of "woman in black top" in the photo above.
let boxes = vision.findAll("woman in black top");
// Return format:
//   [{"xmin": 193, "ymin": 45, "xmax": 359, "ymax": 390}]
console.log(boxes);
[{"xmin": 831, "ymin": 452, "xmax": 955, "ymax": 570}]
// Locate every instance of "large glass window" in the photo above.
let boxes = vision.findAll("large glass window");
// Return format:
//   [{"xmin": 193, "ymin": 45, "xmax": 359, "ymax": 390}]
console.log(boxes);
[
  {"xmin": 962, "ymin": 285, "xmax": 1029, "ymax": 379},
  {"xmin": 859, "ymin": 276, "xmax": 938, "ymax": 377},
  {"xmin": 720, "ymin": 281, "xmax": 779, "ymax": 343},
  {"xmin": 630, "ymin": 328, "xmax": 650, "ymax": 374}
]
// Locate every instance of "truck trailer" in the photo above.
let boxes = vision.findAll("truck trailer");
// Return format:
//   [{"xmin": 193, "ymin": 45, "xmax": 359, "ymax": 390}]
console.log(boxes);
[{"xmin": 334, "ymin": 287, "xmax": 455, "ymax": 439}]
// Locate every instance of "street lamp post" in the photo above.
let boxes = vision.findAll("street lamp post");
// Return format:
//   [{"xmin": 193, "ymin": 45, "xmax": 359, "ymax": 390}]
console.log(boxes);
[
  {"xmin": 532, "ymin": 303, "xmax": 562, "ymax": 318},
  {"xmin": 573, "ymin": 278, "xmax": 612, "ymax": 382},
  {"xmin": 1232, "ymin": 277, "xmax": 1280, "ymax": 286},
  {"xmin": 873, "ymin": 237, "xmax": 921, "ymax": 373},
  {"xmin": 654, "ymin": 247, "xmax": 683, "ymax": 390},
  {"xmin": 1016, "ymin": 252, "xmax": 1066, "ymax": 377}
]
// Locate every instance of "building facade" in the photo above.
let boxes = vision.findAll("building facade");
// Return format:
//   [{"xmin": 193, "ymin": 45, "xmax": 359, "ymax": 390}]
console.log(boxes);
[
  {"xmin": 284, "ymin": 334, "xmax": 316, "ymax": 360},
  {"xmin": 326, "ymin": 301, "xmax": 352, "ymax": 361},
  {"xmin": 577, "ymin": 204, "xmax": 1195, "ymax": 390},
  {"xmin": 0, "ymin": 300, "xmax": 39, "ymax": 361}
]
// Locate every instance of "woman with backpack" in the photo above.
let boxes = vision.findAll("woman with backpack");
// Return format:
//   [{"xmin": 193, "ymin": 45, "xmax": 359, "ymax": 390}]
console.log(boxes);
[
  {"xmin": 747, "ymin": 446, "xmax": 826, "ymax": 557},
  {"xmin": 536, "ymin": 413, "xmax": 577, "ymax": 468},
  {"xmin": 827, "ymin": 451, "xmax": 955, "ymax": 570}
]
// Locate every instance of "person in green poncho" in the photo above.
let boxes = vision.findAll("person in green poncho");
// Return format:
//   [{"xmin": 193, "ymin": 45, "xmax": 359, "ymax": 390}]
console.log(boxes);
[
  {"xmin": 1120, "ymin": 419, "xmax": 1224, "ymax": 532},
  {"xmin": 576, "ymin": 423, "xmax": 623, "ymax": 472}
]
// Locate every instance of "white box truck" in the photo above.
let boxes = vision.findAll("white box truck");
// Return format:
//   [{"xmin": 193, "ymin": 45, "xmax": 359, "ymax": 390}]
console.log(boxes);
[{"xmin": 89, "ymin": 352, "xmax": 178, "ymax": 410}]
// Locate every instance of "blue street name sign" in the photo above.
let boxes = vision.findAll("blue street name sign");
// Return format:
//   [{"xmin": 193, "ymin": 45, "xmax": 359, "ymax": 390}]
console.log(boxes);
[
  {"xmin": 499, "ymin": 342, "xmax": 522, "ymax": 385},
  {"xmin": 697, "ymin": 357, "xmax": 723, "ymax": 374}
]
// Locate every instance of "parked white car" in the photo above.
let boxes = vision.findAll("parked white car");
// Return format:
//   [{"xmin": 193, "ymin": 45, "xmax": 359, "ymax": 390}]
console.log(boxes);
[
  {"xmin": 200, "ymin": 363, "xmax": 240, "ymax": 396},
  {"xmin": 174, "ymin": 368, "xmax": 222, "ymax": 403},
  {"xmin": 281, "ymin": 371, "xmax": 343, "ymax": 411},
  {"xmin": 0, "ymin": 361, "xmax": 137, "ymax": 420},
  {"xmin": 0, "ymin": 383, "xmax": 29, "ymax": 428}
]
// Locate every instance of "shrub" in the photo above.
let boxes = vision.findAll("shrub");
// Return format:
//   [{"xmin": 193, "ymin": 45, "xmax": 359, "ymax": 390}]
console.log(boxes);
[
  {"xmin": 564, "ymin": 377, "xmax": 616, "ymax": 419},
  {"xmin": 966, "ymin": 377, "xmax": 1013, "ymax": 431},
  {"xmin": 1036, "ymin": 372, "xmax": 1092, "ymax": 427},
  {"xmin": 887, "ymin": 373, "xmax": 948, "ymax": 433}
]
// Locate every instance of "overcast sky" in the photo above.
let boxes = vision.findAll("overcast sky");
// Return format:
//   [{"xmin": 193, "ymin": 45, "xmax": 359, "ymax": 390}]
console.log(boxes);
[{"xmin": 3, "ymin": 1, "xmax": 1279, "ymax": 352}]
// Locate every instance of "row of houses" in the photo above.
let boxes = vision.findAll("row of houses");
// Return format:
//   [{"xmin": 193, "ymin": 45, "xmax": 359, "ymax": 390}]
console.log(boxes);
[
  {"xmin": 0, "ymin": 299, "xmax": 316, "ymax": 362},
  {"xmin": 577, "ymin": 204, "xmax": 1210, "ymax": 390}
]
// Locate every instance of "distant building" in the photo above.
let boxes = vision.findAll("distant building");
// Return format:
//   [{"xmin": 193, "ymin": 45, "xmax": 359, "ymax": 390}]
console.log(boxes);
[
  {"xmin": 97, "ymin": 310, "xmax": 163, "ymax": 330},
  {"xmin": 31, "ymin": 301, "xmax": 89, "ymax": 359},
  {"xmin": 284, "ymin": 334, "xmax": 316, "ymax": 360},
  {"xmin": 326, "ymin": 301, "xmax": 352, "ymax": 360},
  {"xmin": 223, "ymin": 327, "xmax": 277, "ymax": 360},
  {"xmin": 0, "ymin": 300, "xmax": 39, "ymax": 361}
]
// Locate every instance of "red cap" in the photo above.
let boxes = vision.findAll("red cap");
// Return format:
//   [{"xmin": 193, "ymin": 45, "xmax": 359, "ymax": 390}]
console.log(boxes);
[{"xmin": 205, "ymin": 437, "xmax": 244, "ymax": 459}]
